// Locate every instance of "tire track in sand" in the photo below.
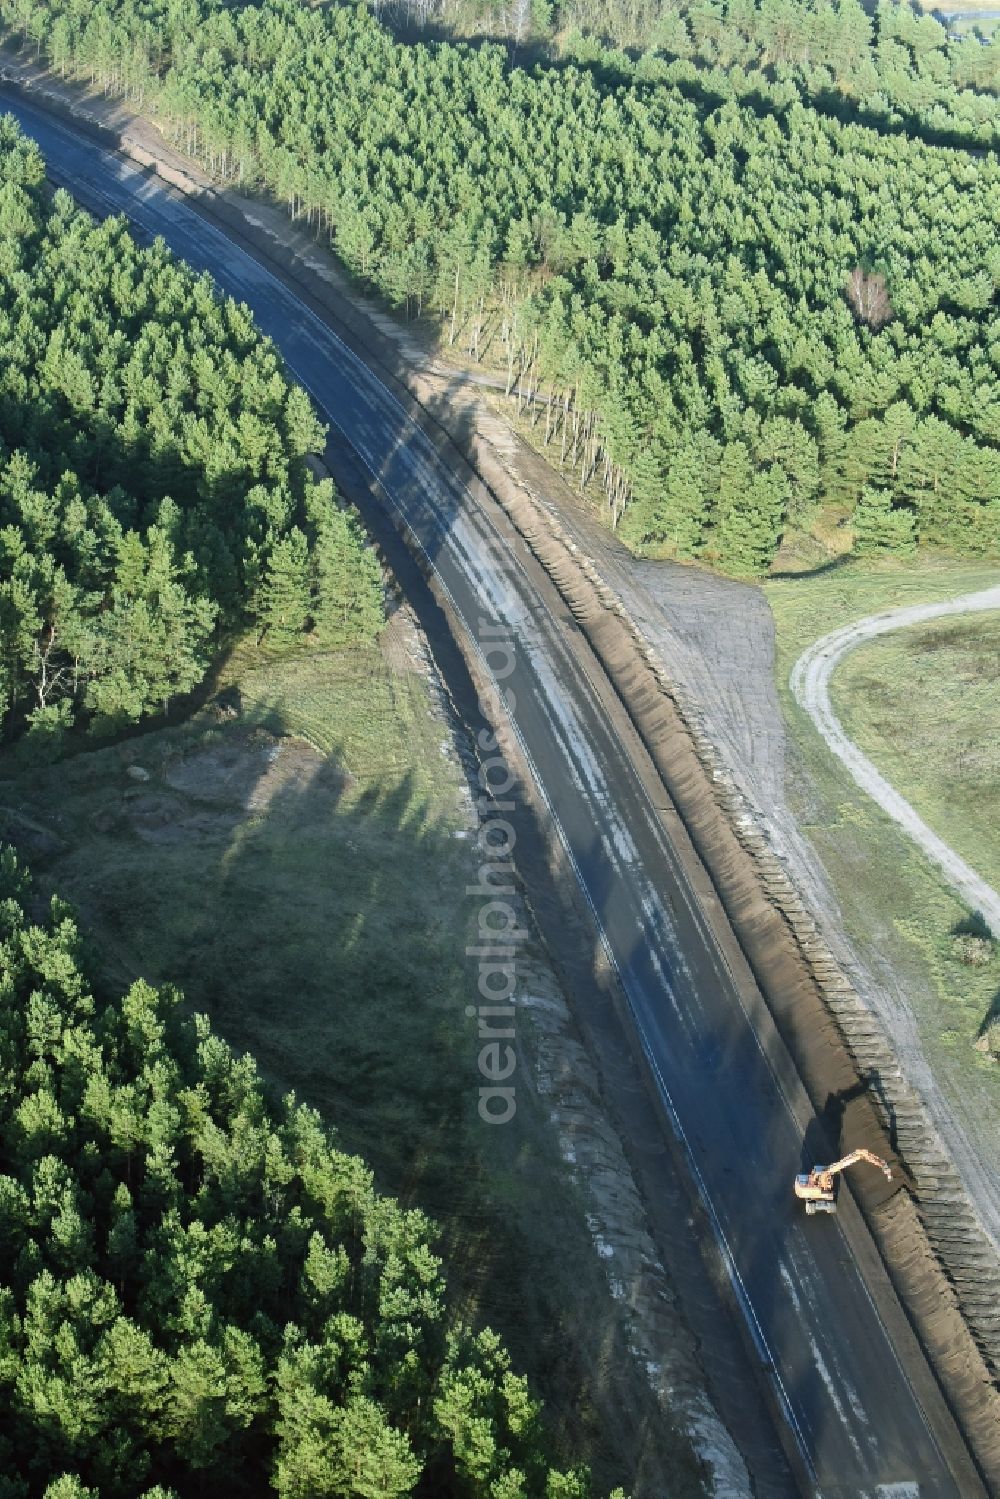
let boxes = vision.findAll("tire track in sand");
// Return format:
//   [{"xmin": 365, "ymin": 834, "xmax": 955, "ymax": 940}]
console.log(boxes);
[{"xmin": 791, "ymin": 586, "xmax": 1000, "ymax": 938}]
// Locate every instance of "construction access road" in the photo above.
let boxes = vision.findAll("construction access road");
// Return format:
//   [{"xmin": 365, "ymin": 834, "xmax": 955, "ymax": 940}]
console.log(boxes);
[
  {"xmin": 792, "ymin": 588, "xmax": 1000, "ymax": 941},
  {"xmin": 2, "ymin": 91, "xmax": 985, "ymax": 1498}
]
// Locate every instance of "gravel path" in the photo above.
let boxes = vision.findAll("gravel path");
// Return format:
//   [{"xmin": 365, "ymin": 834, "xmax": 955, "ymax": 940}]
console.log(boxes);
[{"xmin": 791, "ymin": 587, "xmax": 1000, "ymax": 939}]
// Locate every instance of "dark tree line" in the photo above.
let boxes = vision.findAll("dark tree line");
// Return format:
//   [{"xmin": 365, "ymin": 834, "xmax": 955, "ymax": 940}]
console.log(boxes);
[
  {"xmin": 0, "ymin": 118, "xmax": 382, "ymax": 752},
  {"xmin": 2, "ymin": 2, "xmax": 998, "ymax": 573},
  {"xmin": 0, "ymin": 849, "xmax": 614, "ymax": 1497}
]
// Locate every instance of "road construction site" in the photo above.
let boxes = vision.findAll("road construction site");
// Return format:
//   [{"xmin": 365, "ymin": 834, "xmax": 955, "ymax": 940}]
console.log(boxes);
[{"xmin": 2, "ymin": 57, "xmax": 999, "ymax": 1496}]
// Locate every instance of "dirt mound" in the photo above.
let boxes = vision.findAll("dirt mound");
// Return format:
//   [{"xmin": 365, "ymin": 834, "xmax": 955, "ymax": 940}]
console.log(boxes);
[
  {"xmin": 163, "ymin": 731, "xmax": 337, "ymax": 810},
  {"xmin": 124, "ymin": 791, "xmax": 225, "ymax": 844},
  {"xmin": 111, "ymin": 733, "xmax": 332, "ymax": 845}
]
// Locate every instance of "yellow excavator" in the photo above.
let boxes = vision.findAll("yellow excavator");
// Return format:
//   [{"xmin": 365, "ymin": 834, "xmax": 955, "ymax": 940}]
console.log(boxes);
[{"xmin": 794, "ymin": 1148, "xmax": 892, "ymax": 1215}]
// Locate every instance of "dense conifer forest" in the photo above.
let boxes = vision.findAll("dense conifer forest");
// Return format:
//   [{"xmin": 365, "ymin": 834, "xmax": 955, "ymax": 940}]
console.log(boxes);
[
  {"xmin": 385, "ymin": 0, "xmax": 1000, "ymax": 142},
  {"xmin": 0, "ymin": 118, "xmax": 382, "ymax": 751},
  {"xmin": 2, "ymin": 0, "xmax": 997, "ymax": 573},
  {"xmin": 0, "ymin": 850, "xmax": 611, "ymax": 1497}
]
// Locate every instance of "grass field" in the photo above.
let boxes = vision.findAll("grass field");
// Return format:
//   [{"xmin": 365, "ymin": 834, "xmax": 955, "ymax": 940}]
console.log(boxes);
[
  {"xmin": 765, "ymin": 554, "xmax": 1000, "ymax": 1136},
  {"xmin": 766, "ymin": 555, "xmax": 1000, "ymax": 672},
  {"xmin": 834, "ymin": 612, "xmax": 1000, "ymax": 899},
  {"xmin": 1, "ymin": 624, "xmax": 699, "ymax": 1494},
  {"xmin": 4, "ymin": 632, "xmax": 482, "ymax": 1204}
]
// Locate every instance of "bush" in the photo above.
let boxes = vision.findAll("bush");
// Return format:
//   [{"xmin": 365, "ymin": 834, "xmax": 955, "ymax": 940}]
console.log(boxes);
[{"xmin": 952, "ymin": 933, "xmax": 995, "ymax": 969}]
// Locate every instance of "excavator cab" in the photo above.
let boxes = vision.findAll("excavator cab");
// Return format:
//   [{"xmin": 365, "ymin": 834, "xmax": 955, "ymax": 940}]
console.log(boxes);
[
  {"xmin": 794, "ymin": 1147, "xmax": 892, "ymax": 1216},
  {"xmin": 795, "ymin": 1168, "xmax": 839, "ymax": 1215}
]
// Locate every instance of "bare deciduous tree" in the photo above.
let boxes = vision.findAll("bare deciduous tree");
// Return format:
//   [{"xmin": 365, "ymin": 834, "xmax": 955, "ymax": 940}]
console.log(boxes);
[
  {"xmin": 507, "ymin": 0, "xmax": 532, "ymax": 46},
  {"xmin": 845, "ymin": 266, "xmax": 893, "ymax": 329},
  {"xmin": 409, "ymin": 0, "xmax": 437, "ymax": 26}
]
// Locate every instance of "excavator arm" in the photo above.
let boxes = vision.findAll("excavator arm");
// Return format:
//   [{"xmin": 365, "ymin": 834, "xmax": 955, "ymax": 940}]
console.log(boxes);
[
  {"xmin": 794, "ymin": 1145, "xmax": 893, "ymax": 1214},
  {"xmin": 824, "ymin": 1148, "xmax": 892, "ymax": 1182}
]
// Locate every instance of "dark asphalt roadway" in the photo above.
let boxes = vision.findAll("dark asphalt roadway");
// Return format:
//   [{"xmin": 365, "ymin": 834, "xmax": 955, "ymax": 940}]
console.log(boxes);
[{"xmin": 2, "ymin": 93, "xmax": 978, "ymax": 1498}]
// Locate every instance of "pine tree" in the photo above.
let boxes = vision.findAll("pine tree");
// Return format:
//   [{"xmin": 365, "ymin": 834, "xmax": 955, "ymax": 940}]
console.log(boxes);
[
  {"xmin": 852, "ymin": 487, "xmax": 916, "ymax": 555},
  {"xmin": 641, "ymin": 435, "xmax": 718, "ymax": 555},
  {"xmin": 311, "ymin": 509, "xmax": 383, "ymax": 648},
  {"xmin": 259, "ymin": 529, "xmax": 312, "ymax": 647},
  {"xmin": 326, "ymin": 1397, "xmax": 420, "ymax": 1499},
  {"xmin": 713, "ymin": 460, "xmax": 789, "ymax": 575},
  {"xmin": 41, "ymin": 1478, "xmax": 98, "ymax": 1499},
  {"xmin": 23, "ymin": 700, "xmax": 74, "ymax": 763}
]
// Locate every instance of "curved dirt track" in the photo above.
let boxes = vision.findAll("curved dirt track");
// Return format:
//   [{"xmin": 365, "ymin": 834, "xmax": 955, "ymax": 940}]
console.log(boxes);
[{"xmin": 791, "ymin": 588, "xmax": 1000, "ymax": 939}]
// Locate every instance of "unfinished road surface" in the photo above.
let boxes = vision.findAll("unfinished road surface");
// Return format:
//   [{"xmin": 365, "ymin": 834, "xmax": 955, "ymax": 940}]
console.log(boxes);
[
  {"xmin": 3, "ymin": 93, "xmax": 985, "ymax": 1498},
  {"xmin": 791, "ymin": 588, "xmax": 1000, "ymax": 940}
]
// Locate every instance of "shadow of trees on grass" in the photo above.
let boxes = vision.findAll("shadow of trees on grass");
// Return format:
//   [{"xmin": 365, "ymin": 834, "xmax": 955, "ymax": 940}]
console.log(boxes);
[{"xmin": 9, "ymin": 674, "xmax": 703, "ymax": 1497}]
